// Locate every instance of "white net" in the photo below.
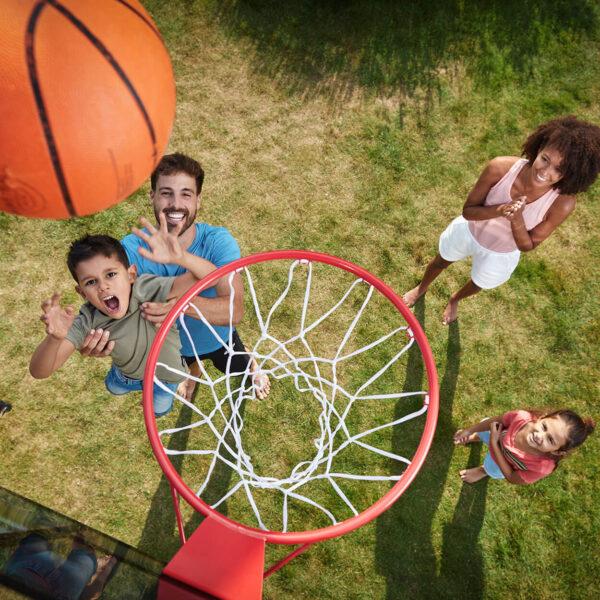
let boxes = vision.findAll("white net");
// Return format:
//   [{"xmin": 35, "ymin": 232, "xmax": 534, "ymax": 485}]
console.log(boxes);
[{"xmin": 152, "ymin": 258, "xmax": 432, "ymax": 532}]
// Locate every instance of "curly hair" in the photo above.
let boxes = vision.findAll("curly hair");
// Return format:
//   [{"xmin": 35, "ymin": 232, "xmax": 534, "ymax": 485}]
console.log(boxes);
[
  {"xmin": 150, "ymin": 153, "xmax": 205, "ymax": 195},
  {"xmin": 521, "ymin": 115, "xmax": 600, "ymax": 194}
]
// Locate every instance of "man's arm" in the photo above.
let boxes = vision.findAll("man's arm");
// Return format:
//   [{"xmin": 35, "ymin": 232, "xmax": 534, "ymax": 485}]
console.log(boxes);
[
  {"xmin": 167, "ymin": 256, "xmax": 244, "ymax": 324},
  {"xmin": 132, "ymin": 215, "xmax": 243, "ymax": 321},
  {"xmin": 179, "ymin": 272, "xmax": 244, "ymax": 325},
  {"xmin": 29, "ymin": 294, "xmax": 77, "ymax": 378},
  {"xmin": 140, "ymin": 273, "xmax": 244, "ymax": 326},
  {"xmin": 132, "ymin": 216, "xmax": 244, "ymax": 325}
]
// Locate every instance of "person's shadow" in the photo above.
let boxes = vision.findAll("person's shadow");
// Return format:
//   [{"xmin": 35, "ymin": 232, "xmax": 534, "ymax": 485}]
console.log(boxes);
[
  {"xmin": 137, "ymin": 390, "xmax": 247, "ymax": 561},
  {"xmin": 375, "ymin": 298, "xmax": 488, "ymax": 598}
]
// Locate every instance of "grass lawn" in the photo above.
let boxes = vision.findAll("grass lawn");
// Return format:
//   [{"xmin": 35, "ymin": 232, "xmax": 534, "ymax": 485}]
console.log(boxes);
[{"xmin": 1, "ymin": 1, "xmax": 600, "ymax": 598}]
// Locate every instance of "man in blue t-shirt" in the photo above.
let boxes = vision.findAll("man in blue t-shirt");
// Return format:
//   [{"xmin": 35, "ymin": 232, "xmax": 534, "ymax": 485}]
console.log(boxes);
[{"xmin": 80, "ymin": 153, "xmax": 269, "ymax": 400}]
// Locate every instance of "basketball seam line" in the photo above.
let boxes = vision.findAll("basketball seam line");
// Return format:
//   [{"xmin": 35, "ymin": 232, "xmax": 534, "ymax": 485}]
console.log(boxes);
[
  {"xmin": 48, "ymin": 0, "xmax": 158, "ymax": 159},
  {"xmin": 113, "ymin": 0, "xmax": 164, "ymax": 43},
  {"xmin": 26, "ymin": 1, "xmax": 77, "ymax": 217}
]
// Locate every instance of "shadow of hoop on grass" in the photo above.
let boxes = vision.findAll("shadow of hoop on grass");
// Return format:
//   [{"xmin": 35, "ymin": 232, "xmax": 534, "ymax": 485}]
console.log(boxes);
[
  {"xmin": 375, "ymin": 302, "xmax": 487, "ymax": 598},
  {"xmin": 136, "ymin": 396, "xmax": 247, "ymax": 561}
]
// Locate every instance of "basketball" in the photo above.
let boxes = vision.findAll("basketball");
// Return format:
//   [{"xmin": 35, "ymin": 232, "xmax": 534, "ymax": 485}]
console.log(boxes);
[{"xmin": 0, "ymin": 0, "xmax": 176, "ymax": 219}]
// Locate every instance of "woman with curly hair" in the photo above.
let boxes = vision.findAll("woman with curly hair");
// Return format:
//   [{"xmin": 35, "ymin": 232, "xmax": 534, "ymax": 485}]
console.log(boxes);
[{"xmin": 403, "ymin": 116, "xmax": 600, "ymax": 324}]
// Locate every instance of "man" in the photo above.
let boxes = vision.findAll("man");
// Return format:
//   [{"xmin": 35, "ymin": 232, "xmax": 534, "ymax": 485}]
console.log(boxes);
[{"xmin": 80, "ymin": 153, "xmax": 269, "ymax": 400}]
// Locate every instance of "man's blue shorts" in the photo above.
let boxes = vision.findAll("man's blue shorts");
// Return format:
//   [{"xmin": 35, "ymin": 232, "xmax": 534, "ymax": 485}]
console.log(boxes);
[
  {"xmin": 477, "ymin": 431, "xmax": 505, "ymax": 479},
  {"xmin": 104, "ymin": 365, "xmax": 177, "ymax": 417}
]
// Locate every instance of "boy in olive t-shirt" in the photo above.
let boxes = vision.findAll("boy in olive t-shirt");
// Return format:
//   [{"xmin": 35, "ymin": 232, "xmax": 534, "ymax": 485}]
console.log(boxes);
[{"xmin": 29, "ymin": 216, "xmax": 217, "ymax": 416}]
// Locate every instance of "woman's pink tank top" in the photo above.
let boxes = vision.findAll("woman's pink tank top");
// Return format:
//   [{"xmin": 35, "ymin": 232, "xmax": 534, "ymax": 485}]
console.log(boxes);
[{"xmin": 468, "ymin": 158, "xmax": 560, "ymax": 253}]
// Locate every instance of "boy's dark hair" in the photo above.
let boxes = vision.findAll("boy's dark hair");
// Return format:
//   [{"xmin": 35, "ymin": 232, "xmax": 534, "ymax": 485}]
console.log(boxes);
[
  {"xmin": 522, "ymin": 115, "xmax": 600, "ymax": 194},
  {"xmin": 544, "ymin": 409, "xmax": 595, "ymax": 457},
  {"xmin": 67, "ymin": 235, "xmax": 129, "ymax": 282},
  {"xmin": 150, "ymin": 153, "xmax": 205, "ymax": 195}
]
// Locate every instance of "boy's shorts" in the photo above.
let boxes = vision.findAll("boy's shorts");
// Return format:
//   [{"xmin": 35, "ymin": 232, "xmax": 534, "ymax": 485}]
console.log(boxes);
[
  {"xmin": 439, "ymin": 216, "xmax": 520, "ymax": 289},
  {"xmin": 104, "ymin": 365, "xmax": 178, "ymax": 417},
  {"xmin": 476, "ymin": 430, "xmax": 505, "ymax": 479}
]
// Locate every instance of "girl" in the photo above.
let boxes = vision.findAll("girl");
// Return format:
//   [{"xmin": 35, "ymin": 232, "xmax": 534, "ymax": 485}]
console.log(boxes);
[
  {"xmin": 454, "ymin": 409, "xmax": 595, "ymax": 484},
  {"xmin": 403, "ymin": 116, "xmax": 600, "ymax": 324}
]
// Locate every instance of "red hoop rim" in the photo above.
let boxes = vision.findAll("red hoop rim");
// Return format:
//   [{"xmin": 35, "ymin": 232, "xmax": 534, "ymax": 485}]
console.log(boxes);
[{"xmin": 143, "ymin": 250, "xmax": 439, "ymax": 545}]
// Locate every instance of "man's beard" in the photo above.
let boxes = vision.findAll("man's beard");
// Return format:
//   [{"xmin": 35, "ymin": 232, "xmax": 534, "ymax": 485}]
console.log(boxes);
[{"xmin": 155, "ymin": 208, "xmax": 196, "ymax": 236}]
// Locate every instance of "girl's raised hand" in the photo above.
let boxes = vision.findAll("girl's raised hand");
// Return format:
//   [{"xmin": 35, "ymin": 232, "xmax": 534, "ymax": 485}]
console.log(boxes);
[
  {"xmin": 40, "ymin": 293, "xmax": 75, "ymax": 339},
  {"xmin": 133, "ymin": 215, "xmax": 185, "ymax": 265}
]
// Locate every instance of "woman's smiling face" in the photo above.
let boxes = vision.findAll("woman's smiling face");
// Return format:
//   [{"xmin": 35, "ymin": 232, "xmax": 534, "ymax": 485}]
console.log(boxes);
[{"xmin": 530, "ymin": 146, "xmax": 564, "ymax": 188}]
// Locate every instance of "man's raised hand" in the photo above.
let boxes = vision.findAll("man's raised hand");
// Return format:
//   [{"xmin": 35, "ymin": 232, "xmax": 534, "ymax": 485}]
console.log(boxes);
[{"xmin": 132, "ymin": 214, "xmax": 185, "ymax": 265}]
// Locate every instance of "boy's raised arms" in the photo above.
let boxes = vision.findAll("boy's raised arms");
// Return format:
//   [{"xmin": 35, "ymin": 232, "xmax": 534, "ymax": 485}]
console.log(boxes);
[{"xmin": 29, "ymin": 294, "xmax": 77, "ymax": 379}]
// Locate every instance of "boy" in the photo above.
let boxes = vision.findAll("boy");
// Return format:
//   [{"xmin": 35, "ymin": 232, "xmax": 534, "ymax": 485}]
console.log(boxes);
[{"xmin": 29, "ymin": 215, "xmax": 215, "ymax": 417}]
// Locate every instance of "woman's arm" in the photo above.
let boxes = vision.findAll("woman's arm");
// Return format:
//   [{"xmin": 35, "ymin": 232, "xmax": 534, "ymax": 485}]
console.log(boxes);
[
  {"xmin": 462, "ymin": 157, "xmax": 519, "ymax": 221},
  {"xmin": 507, "ymin": 195, "xmax": 576, "ymax": 252}
]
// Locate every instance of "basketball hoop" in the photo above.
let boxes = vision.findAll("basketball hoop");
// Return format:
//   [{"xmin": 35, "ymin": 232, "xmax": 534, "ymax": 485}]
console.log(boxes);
[{"xmin": 143, "ymin": 250, "xmax": 438, "ymax": 599}]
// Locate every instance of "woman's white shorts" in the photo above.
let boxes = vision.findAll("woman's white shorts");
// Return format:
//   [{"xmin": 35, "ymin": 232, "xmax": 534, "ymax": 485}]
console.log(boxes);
[{"xmin": 438, "ymin": 216, "xmax": 520, "ymax": 289}]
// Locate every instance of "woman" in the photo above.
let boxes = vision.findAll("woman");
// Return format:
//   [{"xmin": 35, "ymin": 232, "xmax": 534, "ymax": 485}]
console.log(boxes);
[{"xmin": 403, "ymin": 116, "xmax": 600, "ymax": 324}]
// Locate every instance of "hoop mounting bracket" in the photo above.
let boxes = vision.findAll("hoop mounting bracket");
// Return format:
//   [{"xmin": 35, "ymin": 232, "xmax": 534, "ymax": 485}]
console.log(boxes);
[{"xmin": 160, "ymin": 516, "xmax": 266, "ymax": 599}]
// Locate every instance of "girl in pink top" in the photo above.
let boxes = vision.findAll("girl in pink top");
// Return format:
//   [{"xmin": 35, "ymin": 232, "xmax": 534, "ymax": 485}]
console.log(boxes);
[
  {"xmin": 454, "ymin": 409, "xmax": 595, "ymax": 484},
  {"xmin": 403, "ymin": 116, "xmax": 600, "ymax": 324}
]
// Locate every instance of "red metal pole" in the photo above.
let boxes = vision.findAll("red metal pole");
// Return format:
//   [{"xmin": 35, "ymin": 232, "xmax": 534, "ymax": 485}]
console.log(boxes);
[
  {"xmin": 170, "ymin": 484, "xmax": 186, "ymax": 545},
  {"xmin": 263, "ymin": 543, "xmax": 313, "ymax": 578}
]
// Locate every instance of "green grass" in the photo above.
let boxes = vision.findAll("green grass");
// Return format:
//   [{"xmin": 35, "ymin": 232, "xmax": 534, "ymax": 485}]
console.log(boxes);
[{"xmin": 1, "ymin": 1, "xmax": 600, "ymax": 598}]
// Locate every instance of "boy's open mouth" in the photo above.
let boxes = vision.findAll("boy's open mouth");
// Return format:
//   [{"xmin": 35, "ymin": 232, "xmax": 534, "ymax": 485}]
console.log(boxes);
[{"xmin": 102, "ymin": 295, "xmax": 120, "ymax": 314}]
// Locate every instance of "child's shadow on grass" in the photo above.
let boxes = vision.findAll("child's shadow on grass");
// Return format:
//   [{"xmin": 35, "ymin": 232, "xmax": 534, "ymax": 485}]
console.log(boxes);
[
  {"xmin": 375, "ymin": 298, "xmax": 488, "ymax": 599},
  {"xmin": 136, "ymin": 393, "xmax": 245, "ymax": 561}
]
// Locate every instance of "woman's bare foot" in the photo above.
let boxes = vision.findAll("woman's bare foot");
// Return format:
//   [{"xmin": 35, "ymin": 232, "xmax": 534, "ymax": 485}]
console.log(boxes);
[
  {"xmin": 442, "ymin": 298, "xmax": 459, "ymax": 325},
  {"xmin": 453, "ymin": 429, "xmax": 479, "ymax": 445},
  {"xmin": 402, "ymin": 286, "xmax": 425, "ymax": 308},
  {"xmin": 459, "ymin": 466, "xmax": 487, "ymax": 483}
]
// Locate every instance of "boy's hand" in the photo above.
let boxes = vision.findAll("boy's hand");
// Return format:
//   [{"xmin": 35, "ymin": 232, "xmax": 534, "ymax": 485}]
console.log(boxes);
[
  {"xmin": 132, "ymin": 215, "xmax": 185, "ymax": 265},
  {"xmin": 40, "ymin": 293, "xmax": 75, "ymax": 340}
]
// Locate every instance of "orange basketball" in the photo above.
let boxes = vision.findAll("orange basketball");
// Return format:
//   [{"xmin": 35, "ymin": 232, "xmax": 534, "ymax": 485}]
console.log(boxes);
[{"xmin": 0, "ymin": 0, "xmax": 176, "ymax": 219}]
